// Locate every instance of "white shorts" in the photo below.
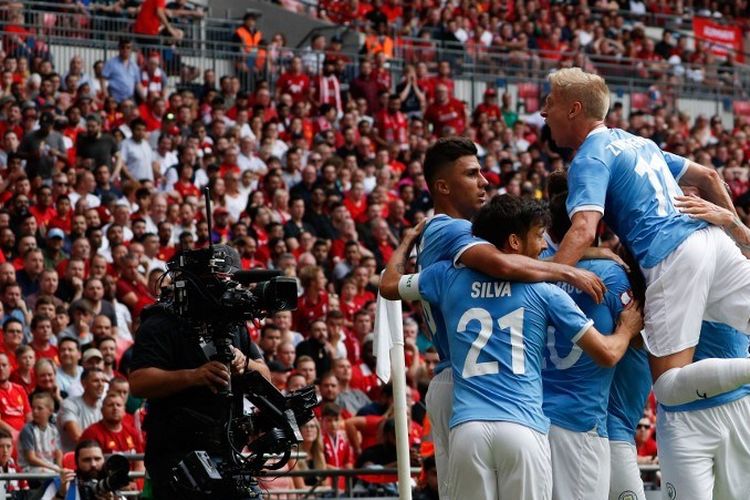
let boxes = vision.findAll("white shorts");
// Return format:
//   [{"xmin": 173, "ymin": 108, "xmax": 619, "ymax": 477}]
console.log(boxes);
[
  {"xmin": 642, "ymin": 226, "xmax": 750, "ymax": 357},
  {"xmin": 657, "ymin": 396, "xmax": 750, "ymax": 500},
  {"xmin": 448, "ymin": 420, "xmax": 552, "ymax": 500},
  {"xmin": 425, "ymin": 368, "xmax": 452, "ymax": 500},
  {"xmin": 549, "ymin": 424, "xmax": 610, "ymax": 500},
  {"xmin": 609, "ymin": 441, "xmax": 647, "ymax": 500}
]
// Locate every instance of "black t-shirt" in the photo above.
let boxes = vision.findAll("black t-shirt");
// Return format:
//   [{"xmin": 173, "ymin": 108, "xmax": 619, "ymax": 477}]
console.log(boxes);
[
  {"xmin": 130, "ymin": 304, "xmax": 261, "ymax": 462},
  {"xmin": 76, "ymin": 133, "xmax": 119, "ymax": 170}
]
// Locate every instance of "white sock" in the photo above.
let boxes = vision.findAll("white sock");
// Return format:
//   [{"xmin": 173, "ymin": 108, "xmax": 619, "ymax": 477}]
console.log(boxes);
[{"xmin": 652, "ymin": 358, "xmax": 750, "ymax": 406}]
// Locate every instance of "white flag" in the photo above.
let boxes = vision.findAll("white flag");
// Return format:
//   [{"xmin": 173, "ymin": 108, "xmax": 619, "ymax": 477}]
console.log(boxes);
[{"xmin": 374, "ymin": 291, "xmax": 404, "ymax": 383}]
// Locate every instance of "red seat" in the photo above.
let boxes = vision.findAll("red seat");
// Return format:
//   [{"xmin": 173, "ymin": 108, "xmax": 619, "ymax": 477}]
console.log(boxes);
[
  {"xmin": 524, "ymin": 97, "xmax": 540, "ymax": 113},
  {"xmin": 517, "ymin": 83, "xmax": 540, "ymax": 99},
  {"xmin": 733, "ymin": 101, "xmax": 750, "ymax": 116},
  {"xmin": 630, "ymin": 92, "xmax": 649, "ymax": 111}
]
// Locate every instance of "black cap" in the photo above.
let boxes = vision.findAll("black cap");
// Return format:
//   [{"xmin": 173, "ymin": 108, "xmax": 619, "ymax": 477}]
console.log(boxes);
[{"xmin": 268, "ymin": 360, "xmax": 292, "ymax": 373}]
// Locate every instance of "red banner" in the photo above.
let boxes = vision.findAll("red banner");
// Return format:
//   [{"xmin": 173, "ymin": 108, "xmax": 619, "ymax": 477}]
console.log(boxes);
[{"xmin": 692, "ymin": 17, "xmax": 744, "ymax": 62}]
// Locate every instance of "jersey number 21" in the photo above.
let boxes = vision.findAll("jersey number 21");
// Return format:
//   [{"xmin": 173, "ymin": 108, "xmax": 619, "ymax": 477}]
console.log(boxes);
[{"xmin": 458, "ymin": 307, "xmax": 526, "ymax": 378}]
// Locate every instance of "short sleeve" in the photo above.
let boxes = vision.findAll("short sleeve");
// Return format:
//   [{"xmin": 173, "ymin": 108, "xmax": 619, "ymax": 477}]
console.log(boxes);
[
  {"xmin": 18, "ymin": 425, "xmax": 34, "ymax": 451},
  {"xmin": 662, "ymin": 151, "xmax": 689, "ymax": 181},
  {"xmin": 422, "ymin": 217, "xmax": 490, "ymax": 268},
  {"xmin": 58, "ymin": 399, "xmax": 79, "ymax": 426},
  {"xmin": 545, "ymin": 285, "xmax": 594, "ymax": 344},
  {"xmin": 130, "ymin": 312, "xmax": 179, "ymax": 371},
  {"xmin": 602, "ymin": 267, "xmax": 632, "ymax": 323},
  {"xmin": 566, "ymin": 156, "xmax": 610, "ymax": 217}
]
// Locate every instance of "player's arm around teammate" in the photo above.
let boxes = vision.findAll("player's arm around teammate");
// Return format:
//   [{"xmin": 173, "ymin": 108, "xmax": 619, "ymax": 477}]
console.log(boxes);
[
  {"xmin": 676, "ymin": 194, "xmax": 750, "ymax": 257},
  {"xmin": 381, "ymin": 216, "xmax": 644, "ymax": 368}
]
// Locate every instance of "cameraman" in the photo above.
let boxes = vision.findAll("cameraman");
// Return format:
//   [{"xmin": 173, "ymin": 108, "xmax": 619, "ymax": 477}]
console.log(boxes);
[
  {"xmin": 128, "ymin": 250, "xmax": 270, "ymax": 499},
  {"xmin": 47, "ymin": 440, "xmax": 123, "ymax": 500}
]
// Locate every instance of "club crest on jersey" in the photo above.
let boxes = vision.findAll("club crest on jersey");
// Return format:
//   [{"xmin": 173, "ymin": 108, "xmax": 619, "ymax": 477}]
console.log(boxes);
[
  {"xmin": 666, "ymin": 482, "xmax": 677, "ymax": 499},
  {"xmin": 618, "ymin": 492, "xmax": 637, "ymax": 500},
  {"xmin": 471, "ymin": 281, "xmax": 512, "ymax": 298}
]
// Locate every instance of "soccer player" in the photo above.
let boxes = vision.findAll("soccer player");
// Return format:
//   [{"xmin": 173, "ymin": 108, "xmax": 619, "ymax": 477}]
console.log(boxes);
[
  {"xmin": 542, "ymin": 68, "xmax": 750, "ymax": 411},
  {"xmin": 379, "ymin": 137, "xmax": 608, "ymax": 499},
  {"xmin": 644, "ymin": 194, "xmax": 750, "ymax": 499},
  {"xmin": 381, "ymin": 195, "xmax": 643, "ymax": 500},
  {"xmin": 542, "ymin": 180, "xmax": 637, "ymax": 499},
  {"xmin": 607, "ymin": 344, "xmax": 651, "ymax": 500}
]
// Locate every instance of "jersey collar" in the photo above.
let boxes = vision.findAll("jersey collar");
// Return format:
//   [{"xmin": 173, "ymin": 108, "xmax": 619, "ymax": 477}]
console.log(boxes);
[{"xmin": 586, "ymin": 125, "xmax": 608, "ymax": 139}]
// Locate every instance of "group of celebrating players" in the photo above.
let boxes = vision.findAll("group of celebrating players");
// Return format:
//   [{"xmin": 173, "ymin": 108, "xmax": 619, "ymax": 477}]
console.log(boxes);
[{"xmin": 379, "ymin": 68, "xmax": 750, "ymax": 500}]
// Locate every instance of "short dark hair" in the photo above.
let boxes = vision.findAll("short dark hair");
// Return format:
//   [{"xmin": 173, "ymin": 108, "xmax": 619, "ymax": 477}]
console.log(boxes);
[
  {"xmin": 423, "ymin": 137, "xmax": 477, "ymax": 189},
  {"xmin": 74, "ymin": 439, "xmax": 102, "ymax": 464},
  {"xmin": 321, "ymin": 402, "xmax": 342, "ymax": 418},
  {"xmin": 472, "ymin": 195, "xmax": 550, "ymax": 250},
  {"xmin": 548, "ymin": 192, "xmax": 571, "ymax": 244}
]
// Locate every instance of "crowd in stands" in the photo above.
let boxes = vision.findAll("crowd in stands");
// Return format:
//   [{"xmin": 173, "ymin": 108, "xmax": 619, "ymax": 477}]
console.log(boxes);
[{"xmin": 0, "ymin": 0, "xmax": 748, "ymax": 496}]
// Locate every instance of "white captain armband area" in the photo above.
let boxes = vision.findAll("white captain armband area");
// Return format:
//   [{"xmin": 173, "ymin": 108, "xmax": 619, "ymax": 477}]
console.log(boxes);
[{"xmin": 398, "ymin": 273, "xmax": 422, "ymax": 301}]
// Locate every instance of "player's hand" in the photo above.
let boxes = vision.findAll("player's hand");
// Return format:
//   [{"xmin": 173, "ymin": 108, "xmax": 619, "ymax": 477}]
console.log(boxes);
[
  {"xmin": 566, "ymin": 267, "xmax": 606, "ymax": 304},
  {"xmin": 230, "ymin": 347, "xmax": 246, "ymax": 376},
  {"xmin": 400, "ymin": 219, "xmax": 427, "ymax": 250},
  {"xmin": 583, "ymin": 247, "xmax": 630, "ymax": 272},
  {"xmin": 674, "ymin": 194, "xmax": 736, "ymax": 227},
  {"xmin": 618, "ymin": 299, "xmax": 644, "ymax": 338},
  {"xmin": 192, "ymin": 361, "xmax": 230, "ymax": 393}
]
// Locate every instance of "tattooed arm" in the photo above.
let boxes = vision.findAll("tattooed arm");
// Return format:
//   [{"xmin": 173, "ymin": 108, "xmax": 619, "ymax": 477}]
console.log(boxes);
[{"xmin": 379, "ymin": 221, "xmax": 425, "ymax": 300}]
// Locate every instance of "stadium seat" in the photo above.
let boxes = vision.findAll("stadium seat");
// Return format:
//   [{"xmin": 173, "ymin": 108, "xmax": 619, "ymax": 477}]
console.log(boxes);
[
  {"xmin": 733, "ymin": 101, "xmax": 750, "ymax": 116},
  {"xmin": 630, "ymin": 92, "xmax": 650, "ymax": 111},
  {"xmin": 517, "ymin": 83, "xmax": 540, "ymax": 99}
]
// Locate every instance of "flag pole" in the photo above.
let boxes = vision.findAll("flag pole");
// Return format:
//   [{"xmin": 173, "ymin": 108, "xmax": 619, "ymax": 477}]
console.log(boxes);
[{"xmin": 374, "ymin": 292, "xmax": 413, "ymax": 499}]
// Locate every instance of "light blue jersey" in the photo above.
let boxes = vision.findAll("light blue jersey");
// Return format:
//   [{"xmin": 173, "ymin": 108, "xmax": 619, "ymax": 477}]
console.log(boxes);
[
  {"xmin": 543, "ymin": 259, "xmax": 631, "ymax": 437},
  {"xmin": 416, "ymin": 214, "xmax": 488, "ymax": 373},
  {"xmin": 662, "ymin": 321, "xmax": 750, "ymax": 413},
  {"xmin": 566, "ymin": 128, "xmax": 707, "ymax": 268},
  {"xmin": 411, "ymin": 261, "xmax": 593, "ymax": 434},
  {"xmin": 607, "ymin": 347, "xmax": 651, "ymax": 444}
]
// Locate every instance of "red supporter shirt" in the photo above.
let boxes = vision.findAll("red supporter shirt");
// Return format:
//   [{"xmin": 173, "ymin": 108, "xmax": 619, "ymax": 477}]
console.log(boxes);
[
  {"xmin": 350, "ymin": 363, "xmax": 378, "ymax": 396},
  {"xmin": 9, "ymin": 371, "xmax": 35, "ymax": 395},
  {"xmin": 343, "ymin": 197, "xmax": 367, "ymax": 223},
  {"xmin": 133, "ymin": 0, "xmax": 166, "ymax": 35},
  {"xmin": 353, "ymin": 290, "xmax": 375, "ymax": 308},
  {"xmin": 277, "ymin": 73, "xmax": 311, "ymax": 103},
  {"xmin": 375, "ymin": 110, "xmax": 408, "ymax": 147},
  {"xmin": 116, "ymin": 278, "xmax": 156, "ymax": 318},
  {"xmin": 80, "ymin": 421, "xmax": 144, "ymax": 455},
  {"xmin": 173, "ymin": 180, "xmax": 201, "ymax": 199},
  {"xmin": 338, "ymin": 299, "xmax": 361, "ymax": 324},
  {"xmin": 0, "ymin": 381, "xmax": 30, "ymax": 431},
  {"xmin": 31, "ymin": 344, "xmax": 59, "ymax": 366},
  {"xmin": 29, "ymin": 205, "xmax": 56, "ymax": 227},
  {"xmin": 474, "ymin": 103, "xmax": 502, "ymax": 121},
  {"xmin": 425, "ymin": 99, "xmax": 466, "ymax": 135},
  {"xmin": 323, "ymin": 430, "xmax": 353, "ymax": 489},
  {"xmin": 293, "ymin": 292, "xmax": 329, "ymax": 334}
]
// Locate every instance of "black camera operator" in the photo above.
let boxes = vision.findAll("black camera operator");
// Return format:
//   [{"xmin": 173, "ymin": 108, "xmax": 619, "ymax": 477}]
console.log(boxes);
[
  {"xmin": 50, "ymin": 440, "xmax": 124, "ymax": 500},
  {"xmin": 128, "ymin": 245, "xmax": 270, "ymax": 500}
]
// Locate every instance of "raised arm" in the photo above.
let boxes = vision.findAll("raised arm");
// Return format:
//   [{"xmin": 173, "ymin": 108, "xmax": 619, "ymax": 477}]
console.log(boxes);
[
  {"xmin": 380, "ymin": 221, "xmax": 424, "ymax": 299},
  {"xmin": 551, "ymin": 210, "xmax": 601, "ymax": 267},
  {"xmin": 678, "ymin": 160, "xmax": 737, "ymax": 214}
]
